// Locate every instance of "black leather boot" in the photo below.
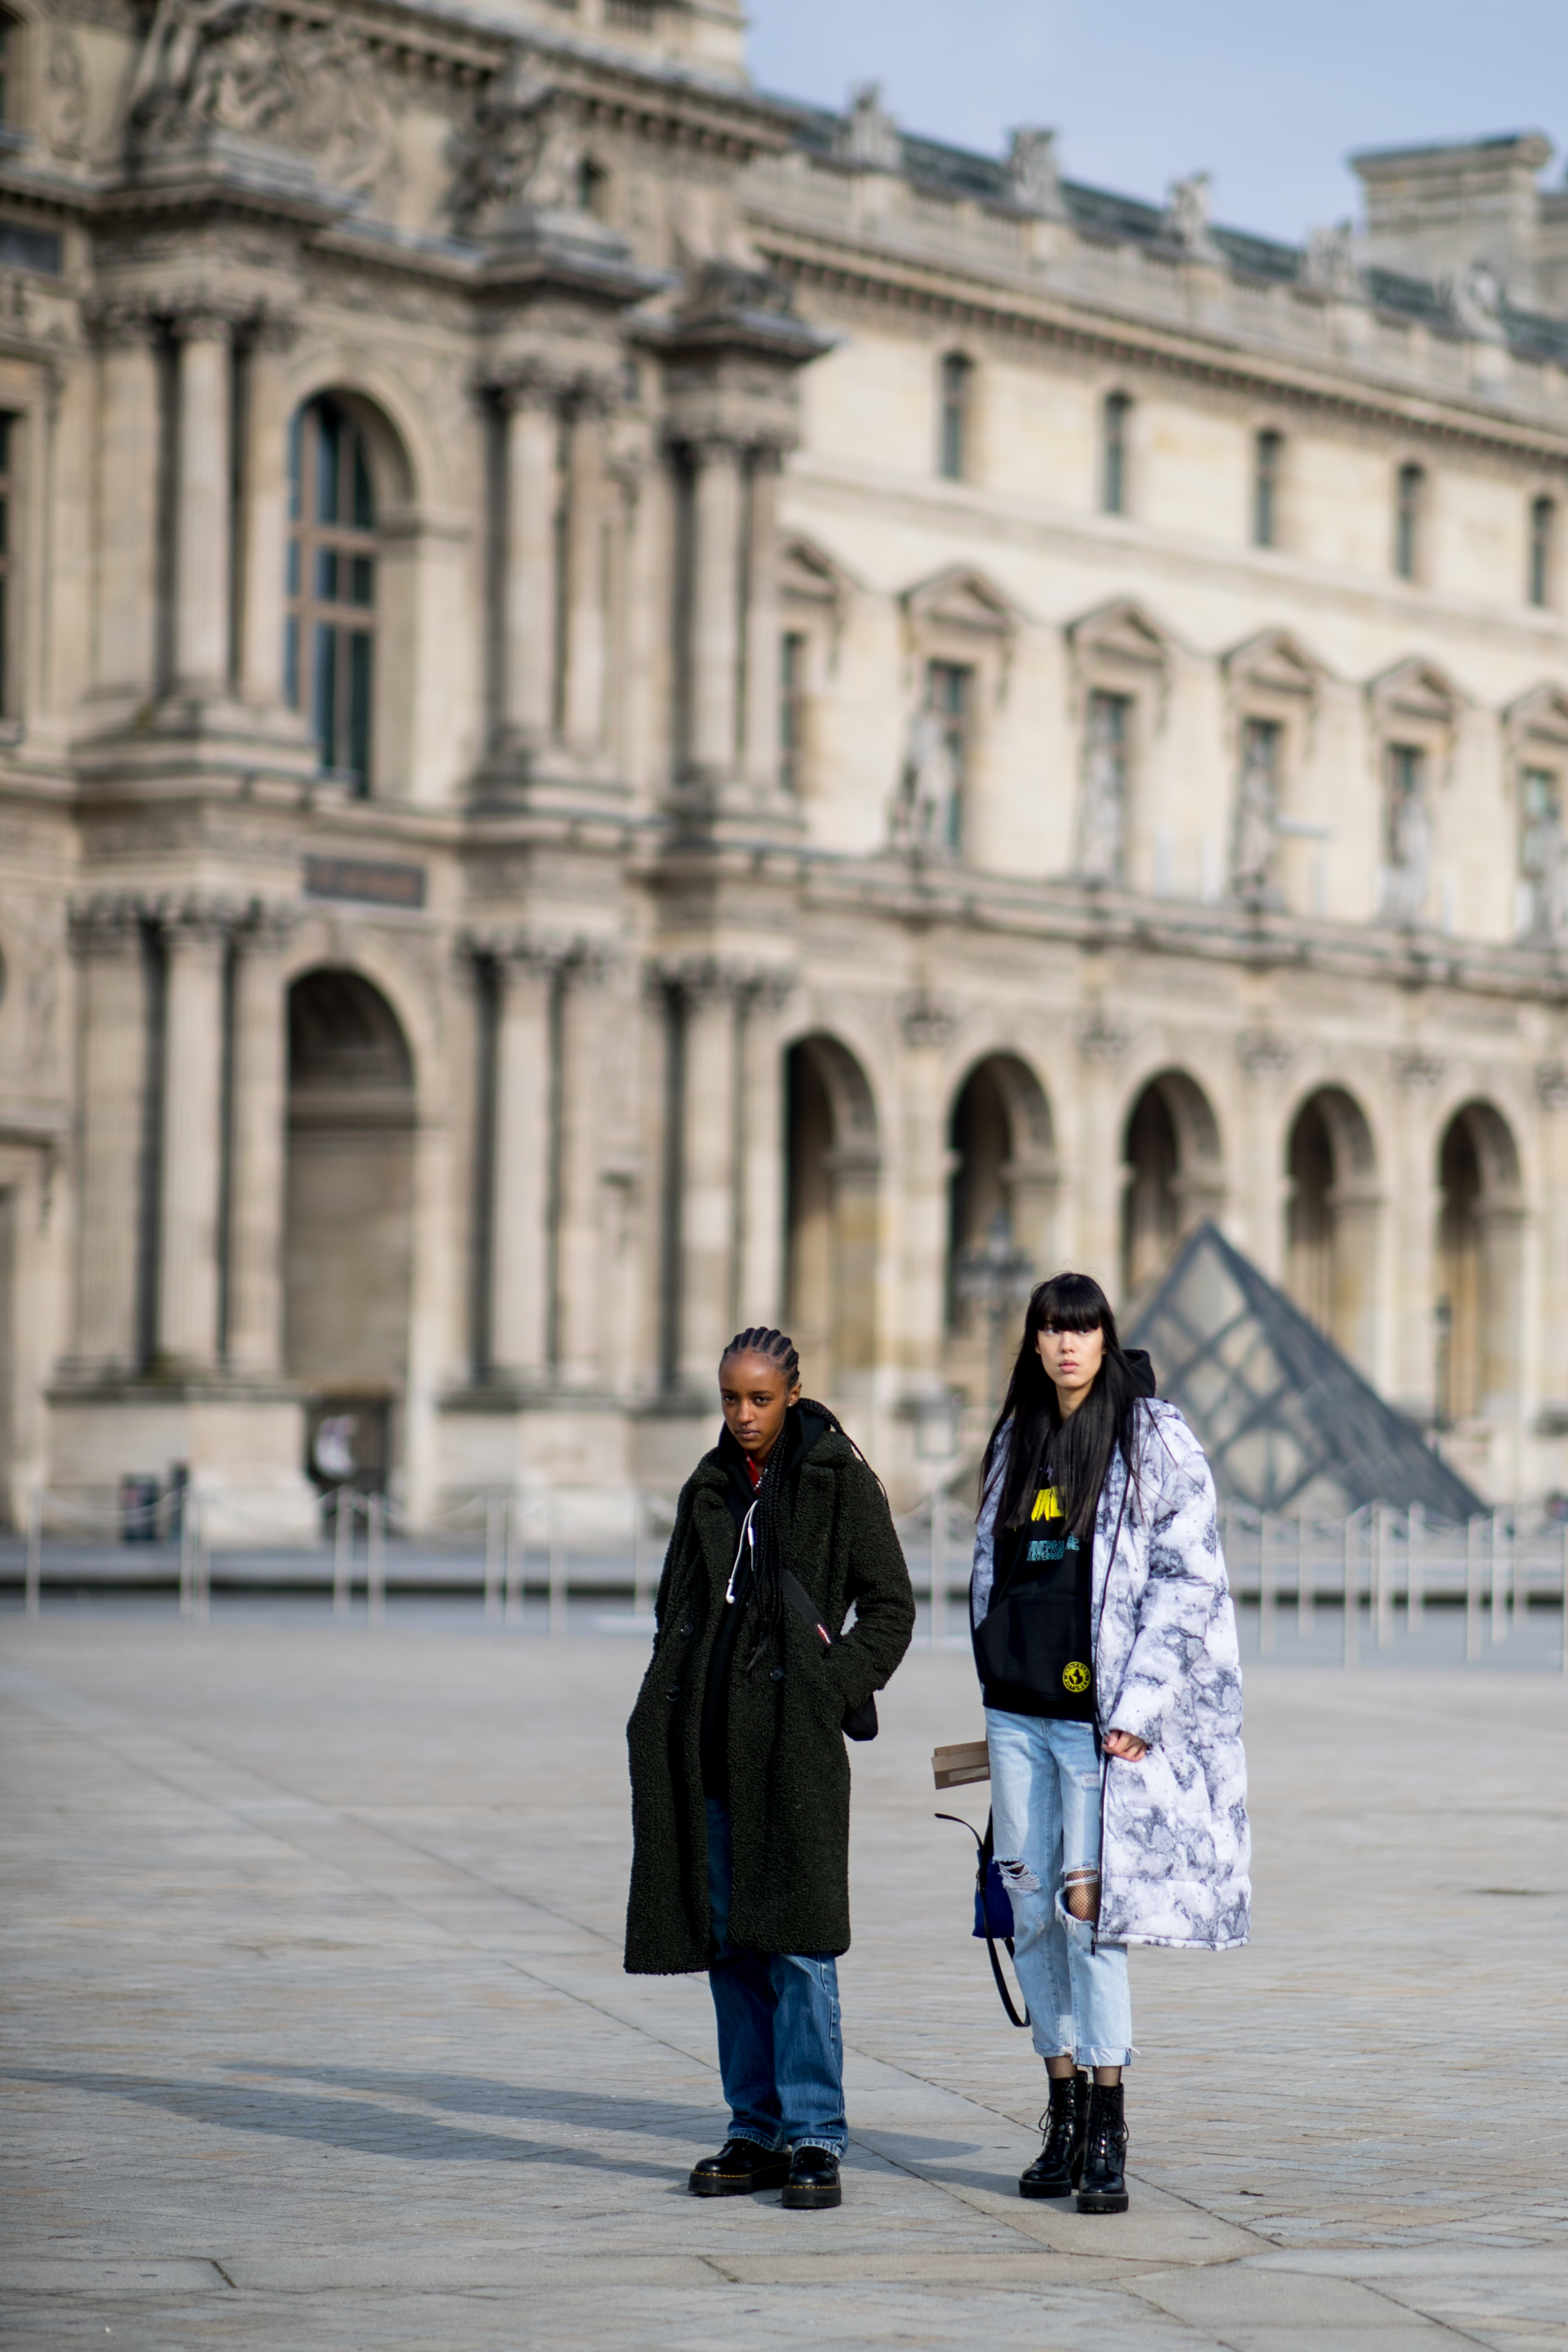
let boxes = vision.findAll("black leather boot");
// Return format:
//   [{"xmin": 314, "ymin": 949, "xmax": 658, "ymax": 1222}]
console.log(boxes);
[
  {"xmin": 688, "ymin": 2139, "xmax": 791, "ymax": 2196},
  {"xmin": 1019, "ymin": 2071, "xmax": 1087, "ymax": 2199},
  {"xmin": 781, "ymin": 2144, "xmax": 842, "ymax": 2209},
  {"xmin": 1076, "ymin": 2079, "xmax": 1129, "ymax": 2213}
]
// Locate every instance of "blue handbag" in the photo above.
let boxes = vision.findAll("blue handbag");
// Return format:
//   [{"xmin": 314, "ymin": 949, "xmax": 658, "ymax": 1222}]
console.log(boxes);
[{"xmin": 936, "ymin": 1809, "xmax": 1031, "ymax": 2030}]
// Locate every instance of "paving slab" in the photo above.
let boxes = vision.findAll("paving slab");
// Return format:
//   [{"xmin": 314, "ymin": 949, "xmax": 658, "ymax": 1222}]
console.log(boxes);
[{"xmin": 2, "ymin": 1613, "xmax": 1566, "ymax": 2349}]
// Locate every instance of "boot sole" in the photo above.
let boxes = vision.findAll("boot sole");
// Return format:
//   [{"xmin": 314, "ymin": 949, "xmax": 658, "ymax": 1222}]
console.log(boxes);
[
  {"xmin": 1019, "ymin": 2178, "xmax": 1073, "ymax": 2199},
  {"xmin": 781, "ymin": 2181, "xmax": 842, "ymax": 2209},
  {"xmin": 689, "ymin": 2171, "xmax": 789, "ymax": 2196},
  {"xmin": 1076, "ymin": 2190, "xmax": 1129, "ymax": 2214}
]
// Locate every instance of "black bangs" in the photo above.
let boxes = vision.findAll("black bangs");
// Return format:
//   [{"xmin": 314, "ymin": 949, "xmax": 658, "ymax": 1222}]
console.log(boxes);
[{"xmin": 1029, "ymin": 1274, "xmax": 1107, "ymax": 1335}]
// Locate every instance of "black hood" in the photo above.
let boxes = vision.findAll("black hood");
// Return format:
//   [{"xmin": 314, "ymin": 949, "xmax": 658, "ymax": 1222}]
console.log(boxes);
[{"xmin": 1125, "ymin": 1347, "xmax": 1157, "ymax": 1399}]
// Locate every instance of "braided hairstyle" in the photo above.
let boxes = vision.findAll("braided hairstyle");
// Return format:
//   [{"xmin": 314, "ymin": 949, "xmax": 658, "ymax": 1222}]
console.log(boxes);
[{"xmin": 719, "ymin": 1328, "xmax": 839, "ymax": 1674}]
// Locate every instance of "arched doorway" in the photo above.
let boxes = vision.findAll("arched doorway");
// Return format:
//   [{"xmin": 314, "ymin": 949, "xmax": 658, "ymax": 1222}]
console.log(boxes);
[
  {"xmin": 1436, "ymin": 1101, "xmax": 1523, "ymax": 1425},
  {"xmin": 1121, "ymin": 1070, "xmax": 1223, "ymax": 1298},
  {"xmin": 785, "ymin": 1036, "xmax": 878, "ymax": 1404},
  {"xmin": 947, "ymin": 1054, "xmax": 1056, "ymax": 1407},
  {"xmin": 285, "ymin": 969, "xmax": 416, "ymax": 1492},
  {"xmin": 1285, "ymin": 1087, "xmax": 1379, "ymax": 1372}
]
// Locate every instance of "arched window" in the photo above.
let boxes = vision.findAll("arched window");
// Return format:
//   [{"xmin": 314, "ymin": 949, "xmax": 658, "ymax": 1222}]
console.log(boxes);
[
  {"xmin": 1529, "ymin": 494, "xmax": 1556, "ymax": 609},
  {"xmin": 1394, "ymin": 461, "xmax": 1424, "ymax": 583},
  {"xmin": 1102, "ymin": 392, "xmax": 1132, "ymax": 516},
  {"xmin": 1253, "ymin": 429, "xmax": 1282, "ymax": 548},
  {"xmin": 578, "ymin": 156, "xmax": 612, "ymax": 221},
  {"xmin": 937, "ymin": 353, "xmax": 972, "ymax": 482},
  {"xmin": 286, "ymin": 396, "xmax": 377, "ymax": 794}
]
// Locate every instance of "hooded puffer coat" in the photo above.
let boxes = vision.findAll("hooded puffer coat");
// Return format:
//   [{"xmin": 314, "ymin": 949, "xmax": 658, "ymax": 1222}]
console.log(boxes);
[
  {"xmin": 973, "ymin": 1398, "xmax": 1251, "ymax": 1951},
  {"xmin": 625, "ymin": 1417, "xmax": 915, "ymax": 1974}
]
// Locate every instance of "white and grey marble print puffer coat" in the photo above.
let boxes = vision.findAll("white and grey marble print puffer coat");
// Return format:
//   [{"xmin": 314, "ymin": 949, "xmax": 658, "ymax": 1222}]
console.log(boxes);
[{"xmin": 971, "ymin": 1399, "xmax": 1251, "ymax": 1951}]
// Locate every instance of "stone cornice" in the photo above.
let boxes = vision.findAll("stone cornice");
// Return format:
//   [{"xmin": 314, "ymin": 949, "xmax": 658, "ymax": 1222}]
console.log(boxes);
[{"xmin": 750, "ymin": 221, "xmax": 1568, "ymax": 470}]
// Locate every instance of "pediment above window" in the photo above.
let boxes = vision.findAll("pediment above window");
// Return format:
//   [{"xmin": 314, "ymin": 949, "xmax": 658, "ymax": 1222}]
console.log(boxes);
[
  {"xmin": 1504, "ymin": 682, "xmax": 1568, "ymax": 754},
  {"xmin": 1065, "ymin": 597, "xmax": 1175, "ymax": 674},
  {"xmin": 901, "ymin": 565, "xmax": 1024, "ymax": 642},
  {"xmin": 781, "ymin": 536, "xmax": 856, "ymax": 612},
  {"xmin": 1223, "ymin": 628, "xmax": 1328, "ymax": 703},
  {"xmin": 1366, "ymin": 658, "xmax": 1464, "ymax": 730}
]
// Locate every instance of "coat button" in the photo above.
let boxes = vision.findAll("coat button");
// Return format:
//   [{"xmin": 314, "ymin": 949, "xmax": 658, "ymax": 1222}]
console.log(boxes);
[
  {"xmin": 666, "ymin": 1686, "xmax": 681, "ymax": 1702},
  {"xmin": 769, "ymin": 1666, "xmax": 785, "ymax": 1683},
  {"xmin": 679, "ymin": 1621, "xmax": 695, "ymax": 1639}
]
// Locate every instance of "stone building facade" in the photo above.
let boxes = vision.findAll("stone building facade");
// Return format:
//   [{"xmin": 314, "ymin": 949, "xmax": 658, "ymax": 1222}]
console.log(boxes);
[{"xmin": 1, "ymin": 0, "xmax": 1567, "ymax": 1527}]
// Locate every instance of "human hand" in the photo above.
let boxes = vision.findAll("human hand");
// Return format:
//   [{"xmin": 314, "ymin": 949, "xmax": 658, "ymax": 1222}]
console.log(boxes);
[{"xmin": 1102, "ymin": 1728, "xmax": 1147, "ymax": 1761}]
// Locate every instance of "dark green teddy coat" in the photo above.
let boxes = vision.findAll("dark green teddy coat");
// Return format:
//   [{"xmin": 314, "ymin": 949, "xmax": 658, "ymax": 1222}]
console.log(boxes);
[{"xmin": 624, "ymin": 1426, "xmax": 916, "ymax": 1973}]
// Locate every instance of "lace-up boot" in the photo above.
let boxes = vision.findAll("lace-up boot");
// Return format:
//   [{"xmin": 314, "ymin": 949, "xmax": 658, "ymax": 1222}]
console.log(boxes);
[
  {"xmin": 1076, "ymin": 2079, "xmax": 1129, "ymax": 2214},
  {"xmin": 1019, "ymin": 2070, "xmax": 1087, "ymax": 2199}
]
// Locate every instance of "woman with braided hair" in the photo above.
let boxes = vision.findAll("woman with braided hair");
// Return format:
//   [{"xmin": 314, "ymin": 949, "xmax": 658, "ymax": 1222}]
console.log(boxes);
[{"xmin": 625, "ymin": 1328, "xmax": 915, "ymax": 2210}]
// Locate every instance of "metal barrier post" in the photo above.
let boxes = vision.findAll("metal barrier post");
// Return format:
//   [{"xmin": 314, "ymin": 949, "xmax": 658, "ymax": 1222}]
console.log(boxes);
[
  {"xmin": 1465, "ymin": 1516, "xmax": 1484, "ymax": 1661},
  {"xmin": 367, "ymin": 1492, "xmax": 385, "ymax": 1625},
  {"xmin": 1259, "ymin": 1513, "xmax": 1275, "ymax": 1653},
  {"xmin": 548, "ymin": 1494, "xmax": 567, "ymax": 1637},
  {"xmin": 334, "ymin": 1487, "xmax": 352, "ymax": 1618},
  {"xmin": 1343, "ymin": 1511, "xmax": 1359, "ymax": 1667},
  {"xmin": 483, "ymin": 1493, "xmax": 503, "ymax": 1622},
  {"xmin": 193, "ymin": 1493, "xmax": 209, "ymax": 1624},
  {"xmin": 24, "ymin": 1485, "xmax": 41, "ymax": 1621},
  {"xmin": 504, "ymin": 1496, "xmax": 524, "ymax": 1626},
  {"xmin": 1491, "ymin": 1508, "xmax": 1508, "ymax": 1646},
  {"xmin": 632, "ymin": 1492, "xmax": 651, "ymax": 1623},
  {"xmin": 1373, "ymin": 1505, "xmax": 1391, "ymax": 1648},
  {"xmin": 1561, "ymin": 1521, "xmax": 1568, "ymax": 1676},
  {"xmin": 1296, "ymin": 1512, "xmax": 1311, "ymax": 1640},
  {"xmin": 929, "ymin": 1481, "xmax": 944, "ymax": 1651},
  {"xmin": 178, "ymin": 1498, "xmax": 194, "ymax": 1619},
  {"xmin": 1408, "ymin": 1503, "xmax": 1423, "ymax": 1635}
]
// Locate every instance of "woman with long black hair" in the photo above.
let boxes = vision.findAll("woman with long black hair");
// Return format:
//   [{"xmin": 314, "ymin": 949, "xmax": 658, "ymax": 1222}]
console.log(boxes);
[{"xmin": 971, "ymin": 1272, "xmax": 1249, "ymax": 2215}]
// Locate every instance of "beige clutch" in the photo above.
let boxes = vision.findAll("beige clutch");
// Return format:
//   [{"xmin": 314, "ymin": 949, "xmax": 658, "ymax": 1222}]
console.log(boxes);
[{"xmin": 932, "ymin": 1739, "xmax": 990, "ymax": 1790}]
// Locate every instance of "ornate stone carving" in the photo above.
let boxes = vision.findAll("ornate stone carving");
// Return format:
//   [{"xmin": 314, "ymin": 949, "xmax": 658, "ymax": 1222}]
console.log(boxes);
[
  {"xmin": 1005, "ymin": 127, "xmax": 1067, "ymax": 220},
  {"xmin": 1380, "ymin": 760, "xmax": 1432, "ymax": 928},
  {"xmin": 449, "ymin": 64, "xmax": 581, "ymax": 232},
  {"xmin": 890, "ymin": 707, "xmax": 957, "ymax": 857},
  {"xmin": 1536, "ymin": 1061, "xmax": 1568, "ymax": 1112},
  {"xmin": 835, "ymin": 83, "xmax": 900, "ymax": 173},
  {"xmin": 1394, "ymin": 1048, "xmax": 1445, "ymax": 1094},
  {"xmin": 1166, "ymin": 172, "xmax": 1219, "ymax": 260},
  {"xmin": 1304, "ymin": 222, "xmax": 1361, "ymax": 298},
  {"xmin": 128, "ymin": 0, "xmax": 403, "ymax": 206},
  {"xmin": 1449, "ymin": 260, "xmax": 1507, "ymax": 343},
  {"xmin": 44, "ymin": 28, "xmax": 88, "ymax": 160},
  {"xmin": 897, "ymin": 990, "xmax": 958, "ymax": 1049},
  {"xmin": 67, "ymin": 893, "xmax": 145, "ymax": 957},
  {"xmin": 1231, "ymin": 724, "xmax": 1278, "ymax": 902},
  {"xmin": 1076, "ymin": 1009, "xmax": 1130, "ymax": 1065},
  {"xmin": 1235, "ymin": 1028, "xmax": 1294, "ymax": 1081}
]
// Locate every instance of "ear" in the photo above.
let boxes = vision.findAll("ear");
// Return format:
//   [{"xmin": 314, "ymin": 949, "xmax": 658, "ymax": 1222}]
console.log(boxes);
[{"xmin": 787, "ymin": 1380, "xmax": 803, "ymax": 1405}]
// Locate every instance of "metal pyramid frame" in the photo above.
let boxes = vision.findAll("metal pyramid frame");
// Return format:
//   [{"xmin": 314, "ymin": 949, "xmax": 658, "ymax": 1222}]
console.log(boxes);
[{"xmin": 1125, "ymin": 1221, "xmax": 1482, "ymax": 1519}]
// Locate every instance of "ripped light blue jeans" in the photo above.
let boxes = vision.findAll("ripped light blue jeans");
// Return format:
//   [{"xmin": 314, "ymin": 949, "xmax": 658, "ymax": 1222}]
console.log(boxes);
[{"xmin": 984, "ymin": 1709, "xmax": 1133, "ymax": 2069}]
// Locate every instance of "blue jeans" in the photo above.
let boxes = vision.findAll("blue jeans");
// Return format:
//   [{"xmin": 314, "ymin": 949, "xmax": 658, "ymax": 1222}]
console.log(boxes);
[
  {"xmin": 705, "ymin": 1798, "xmax": 847, "ymax": 2157},
  {"xmin": 985, "ymin": 1710, "xmax": 1134, "ymax": 2069}
]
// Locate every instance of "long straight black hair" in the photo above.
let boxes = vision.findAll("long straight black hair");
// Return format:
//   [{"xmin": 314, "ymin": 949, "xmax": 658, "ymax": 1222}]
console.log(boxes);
[{"xmin": 983, "ymin": 1272, "xmax": 1146, "ymax": 1539}]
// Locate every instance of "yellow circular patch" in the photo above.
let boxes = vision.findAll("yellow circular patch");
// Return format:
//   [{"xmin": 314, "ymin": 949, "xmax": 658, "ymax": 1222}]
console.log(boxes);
[{"xmin": 1062, "ymin": 1660, "xmax": 1092, "ymax": 1694}]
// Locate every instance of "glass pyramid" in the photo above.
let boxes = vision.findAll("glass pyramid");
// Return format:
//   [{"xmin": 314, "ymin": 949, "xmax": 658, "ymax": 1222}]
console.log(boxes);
[{"xmin": 1125, "ymin": 1221, "xmax": 1482, "ymax": 1519}]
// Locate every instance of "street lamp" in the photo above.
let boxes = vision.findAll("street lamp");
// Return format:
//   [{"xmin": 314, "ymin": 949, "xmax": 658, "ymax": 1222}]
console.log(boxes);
[
  {"xmin": 954, "ymin": 1210, "xmax": 1037, "ymax": 1411},
  {"xmin": 913, "ymin": 1389, "xmax": 961, "ymax": 1649}
]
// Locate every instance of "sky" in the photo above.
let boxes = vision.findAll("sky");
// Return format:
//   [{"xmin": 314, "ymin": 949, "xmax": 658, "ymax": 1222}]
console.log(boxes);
[{"xmin": 745, "ymin": 1, "xmax": 1568, "ymax": 249}]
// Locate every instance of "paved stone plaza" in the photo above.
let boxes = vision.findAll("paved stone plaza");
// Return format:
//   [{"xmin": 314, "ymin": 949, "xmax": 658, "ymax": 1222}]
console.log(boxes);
[{"xmin": 2, "ymin": 1605, "xmax": 1565, "ymax": 2350}]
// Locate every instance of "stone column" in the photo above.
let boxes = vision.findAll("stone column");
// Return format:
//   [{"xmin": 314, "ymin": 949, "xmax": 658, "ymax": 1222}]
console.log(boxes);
[
  {"xmin": 894, "ymin": 996, "xmax": 959, "ymax": 1395},
  {"xmin": 239, "ymin": 312, "xmax": 298, "ymax": 711},
  {"xmin": 556, "ymin": 949, "xmax": 614, "ymax": 1385},
  {"xmin": 678, "ymin": 962, "xmax": 741, "ymax": 1387},
  {"xmin": 498, "ymin": 373, "xmax": 564, "ymax": 754},
  {"xmin": 225, "ymin": 910, "xmax": 294, "ymax": 1377},
  {"xmin": 90, "ymin": 302, "xmax": 160, "ymax": 703},
  {"xmin": 741, "ymin": 446, "xmax": 785, "ymax": 794},
  {"xmin": 68, "ymin": 897, "xmax": 149, "ymax": 1371},
  {"xmin": 687, "ymin": 436, "xmax": 745, "ymax": 781},
  {"xmin": 734, "ymin": 973, "xmax": 794, "ymax": 1332},
  {"xmin": 1390, "ymin": 1058, "xmax": 1444, "ymax": 1420},
  {"xmin": 490, "ymin": 945, "xmax": 557, "ymax": 1381},
  {"xmin": 562, "ymin": 388, "xmax": 609, "ymax": 757},
  {"xmin": 1535, "ymin": 1062, "xmax": 1568, "ymax": 1415},
  {"xmin": 171, "ymin": 307, "xmax": 237, "ymax": 697},
  {"xmin": 157, "ymin": 902, "xmax": 232, "ymax": 1368}
]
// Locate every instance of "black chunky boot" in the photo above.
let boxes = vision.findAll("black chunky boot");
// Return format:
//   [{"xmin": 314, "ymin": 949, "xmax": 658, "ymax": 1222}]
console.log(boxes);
[
  {"xmin": 688, "ymin": 2139, "xmax": 791, "ymax": 2196},
  {"xmin": 1076, "ymin": 2079, "xmax": 1129, "ymax": 2214},
  {"xmin": 1019, "ymin": 2071, "xmax": 1087, "ymax": 2199}
]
